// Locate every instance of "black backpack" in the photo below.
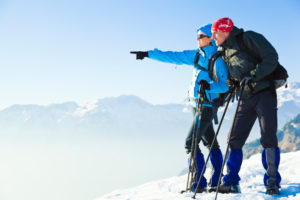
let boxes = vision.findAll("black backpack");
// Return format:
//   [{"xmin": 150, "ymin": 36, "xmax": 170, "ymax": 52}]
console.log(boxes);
[{"xmin": 235, "ymin": 32, "xmax": 289, "ymax": 89}]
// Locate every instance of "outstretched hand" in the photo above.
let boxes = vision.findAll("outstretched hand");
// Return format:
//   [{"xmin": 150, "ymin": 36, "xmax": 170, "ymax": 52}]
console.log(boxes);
[{"xmin": 130, "ymin": 51, "xmax": 148, "ymax": 60}]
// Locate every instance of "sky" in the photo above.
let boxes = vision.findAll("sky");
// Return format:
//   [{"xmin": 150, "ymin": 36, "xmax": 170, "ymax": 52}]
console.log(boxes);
[{"xmin": 0, "ymin": 0, "xmax": 299, "ymax": 109}]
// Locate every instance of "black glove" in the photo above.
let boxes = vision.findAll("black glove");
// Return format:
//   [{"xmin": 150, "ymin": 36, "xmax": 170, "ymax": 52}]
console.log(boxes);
[
  {"xmin": 199, "ymin": 80, "xmax": 210, "ymax": 90},
  {"xmin": 130, "ymin": 51, "xmax": 148, "ymax": 60},
  {"xmin": 227, "ymin": 78, "xmax": 239, "ymax": 91}
]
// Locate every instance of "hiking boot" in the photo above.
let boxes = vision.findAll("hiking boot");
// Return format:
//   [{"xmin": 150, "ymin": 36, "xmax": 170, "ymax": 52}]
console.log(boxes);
[
  {"xmin": 208, "ymin": 186, "xmax": 217, "ymax": 193},
  {"xmin": 266, "ymin": 185, "xmax": 280, "ymax": 195},
  {"xmin": 191, "ymin": 186, "xmax": 207, "ymax": 193},
  {"xmin": 218, "ymin": 183, "xmax": 241, "ymax": 194}
]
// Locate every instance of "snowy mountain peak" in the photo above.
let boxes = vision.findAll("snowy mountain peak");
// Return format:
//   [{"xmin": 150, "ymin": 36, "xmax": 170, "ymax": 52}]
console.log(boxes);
[
  {"xmin": 291, "ymin": 123, "xmax": 300, "ymax": 129},
  {"xmin": 98, "ymin": 95, "xmax": 153, "ymax": 109},
  {"xmin": 277, "ymin": 81, "xmax": 300, "ymax": 107},
  {"xmin": 0, "ymin": 82, "xmax": 299, "ymax": 137},
  {"xmin": 73, "ymin": 100, "xmax": 99, "ymax": 117}
]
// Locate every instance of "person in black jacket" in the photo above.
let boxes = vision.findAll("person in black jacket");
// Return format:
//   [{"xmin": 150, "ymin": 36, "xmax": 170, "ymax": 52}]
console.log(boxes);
[{"xmin": 211, "ymin": 17, "xmax": 281, "ymax": 195}]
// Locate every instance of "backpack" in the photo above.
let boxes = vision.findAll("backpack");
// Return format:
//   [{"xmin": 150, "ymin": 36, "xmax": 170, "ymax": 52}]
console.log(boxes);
[{"xmin": 235, "ymin": 32, "xmax": 289, "ymax": 89}]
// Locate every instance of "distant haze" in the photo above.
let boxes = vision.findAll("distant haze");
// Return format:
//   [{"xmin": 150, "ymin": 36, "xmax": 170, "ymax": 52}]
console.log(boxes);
[{"xmin": 0, "ymin": 82, "xmax": 299, "ymax": 200}]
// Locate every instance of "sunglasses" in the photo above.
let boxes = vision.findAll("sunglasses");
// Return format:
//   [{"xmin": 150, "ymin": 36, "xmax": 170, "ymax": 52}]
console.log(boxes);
[{"xmin": 197, "ymin": 34, "xmax": 209, "ymax": 39}]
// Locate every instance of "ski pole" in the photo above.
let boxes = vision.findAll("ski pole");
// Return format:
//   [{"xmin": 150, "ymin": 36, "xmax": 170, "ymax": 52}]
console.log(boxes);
[
  {"xmin": 192, "ymin": 90, "xmax": 234, "ymax": 199},
  {"xmin": 182, "ymin": 85, "xmax": 204, "ymax": 193},
  {"xmin": 185, "ymin": 131, "xmax": 195, "ymax": 192},
  {"xmin": 190, "ymin": 118, "xmax": 199, "ymax": 191},
  {"xmin": 184, "ymin": 115, "xmax": 201, "ymax": 193},
  {"xmin": 188, "ymin": 84, "xmax": 208, "ymax": 191},
  {"xmin": 183, "ymin": 106, "xmax": 201, "ymax": 192},
  {"xmin": 214, "ymin": 81, "xmax": 247, "ymax": 200}
]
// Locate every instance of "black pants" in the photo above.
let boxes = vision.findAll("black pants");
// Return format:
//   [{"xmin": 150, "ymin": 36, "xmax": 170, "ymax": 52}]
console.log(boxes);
[
  {"xmin": 185, "ymin": 106, "xmax": 220, "ymax": 153},
  {"xmin": 229, "ymin": 89, "xmax": 278, "ymax": 150}
]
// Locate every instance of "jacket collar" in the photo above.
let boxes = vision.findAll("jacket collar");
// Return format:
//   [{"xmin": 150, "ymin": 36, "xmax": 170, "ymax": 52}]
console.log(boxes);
[
  {"xmin": 200, "ymin": 41, "xmax": 218, "ymax": 57},
  {"xmin": 221, "ymin": 26, "xmax": 244, "ymax": 49}
]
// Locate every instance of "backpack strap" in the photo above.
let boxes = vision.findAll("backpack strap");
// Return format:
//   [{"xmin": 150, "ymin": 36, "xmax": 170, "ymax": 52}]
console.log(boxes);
[
  {"xmin": 194, "ymin": 49, "xmax": 217, "ymax": 81},
  {"xmin": 208, "ymin": 50, "xmax": 225, "ymax": 81},
  {"xmin": 194, "ymin": 49, "xmax": 209, "ymax": 71},
  {"xmin": 194, "ymin": 48, "xmax": 225, "ymax": 82}
]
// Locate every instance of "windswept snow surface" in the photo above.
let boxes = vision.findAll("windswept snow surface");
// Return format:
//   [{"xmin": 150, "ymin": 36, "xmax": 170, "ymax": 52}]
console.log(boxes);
[{"xmin": 97, "ymin": 151, "xmax": 300, "ymax": 200}]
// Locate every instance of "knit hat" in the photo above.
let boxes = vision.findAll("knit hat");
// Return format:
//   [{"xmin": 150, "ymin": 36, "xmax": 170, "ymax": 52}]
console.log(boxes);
[
  {"xmin": 197, "ymin": 24, "xmax": 212, "ymax": 38},
  {"xmin": 211, "ymin": 17, "xmax": 234, "ymax": 32}
]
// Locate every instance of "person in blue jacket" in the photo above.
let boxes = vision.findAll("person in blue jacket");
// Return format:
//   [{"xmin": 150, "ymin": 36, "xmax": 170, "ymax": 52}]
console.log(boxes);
[{"xmin": 131, "ymin": 24, "xmax": 229, "ymax": 193}]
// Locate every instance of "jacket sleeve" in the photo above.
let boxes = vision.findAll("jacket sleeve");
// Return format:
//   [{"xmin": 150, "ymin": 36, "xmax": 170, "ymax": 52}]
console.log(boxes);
[
  {"xmin": 208, "ymin": 58, "xmax": 229, "ymax": 94},
  {"xmin": 148, "ymin": 48, "xmax": 197, "ymax": 66},
  {"xmin": 243, "ymin": 32, "xmax": 278, "ymax": 82}
]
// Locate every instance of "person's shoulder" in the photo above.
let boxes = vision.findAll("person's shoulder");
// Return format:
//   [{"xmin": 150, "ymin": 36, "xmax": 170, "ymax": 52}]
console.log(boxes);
[{"xmin": 243, "ymin": 30, "xmax": 264, "ymax": 40}]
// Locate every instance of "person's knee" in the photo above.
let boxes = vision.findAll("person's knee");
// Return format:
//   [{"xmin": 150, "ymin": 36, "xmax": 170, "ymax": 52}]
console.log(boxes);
[
  {"xmin": 229, "ymin": 141, "xmax": 244, "ymax": 150},
  {"xmin": 261, "ymin": 137, "xmax": 278, "ymax": 148},
  {"xmin": 185, "ymin": 141, "xmax": 201, "ymax": 154},
  {"xmin": 260, "ymin": 132, "xmax": 278, "ymax": 148},
  {"xmin": 204, "ymin": 142, "xmax": 220, "ymax": 150},
  {"xmin": 184, "ymin": 142, "xmax": 191, "ymax": 154}
]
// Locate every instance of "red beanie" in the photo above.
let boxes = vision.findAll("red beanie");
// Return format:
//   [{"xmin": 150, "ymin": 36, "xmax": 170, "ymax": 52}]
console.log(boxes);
[{"xmin": 211, "ymin": 17, "xmax": 234, "ymax": 32}]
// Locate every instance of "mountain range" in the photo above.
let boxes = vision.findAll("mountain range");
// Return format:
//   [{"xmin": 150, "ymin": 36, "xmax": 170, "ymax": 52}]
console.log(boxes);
[
  {"xmin": 0, "ymin": 82, "xmax": 299, "ymax": 145},
  {"xmin": 0, "ymin": 95, "xmax": 192, "ymax": 141}
]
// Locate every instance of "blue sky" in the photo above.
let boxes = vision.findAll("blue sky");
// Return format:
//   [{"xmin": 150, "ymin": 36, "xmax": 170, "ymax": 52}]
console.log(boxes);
[{"xmin": 0, "ymin": 0, "xmax": 299, "ymax": 109}]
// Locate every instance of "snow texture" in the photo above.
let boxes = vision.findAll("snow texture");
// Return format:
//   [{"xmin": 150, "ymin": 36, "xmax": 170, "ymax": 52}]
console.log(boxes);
[{"xmin": 96, "ymin": 151, "xmax": 300, "ymax": 200}]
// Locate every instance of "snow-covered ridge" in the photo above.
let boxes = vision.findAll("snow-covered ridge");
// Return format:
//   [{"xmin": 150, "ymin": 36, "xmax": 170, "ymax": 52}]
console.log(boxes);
[
  {"xmin": 73, "ymin": 100, "xmax": 99, "ymax": 117},
  {"xmin": 0, "ymin": 95, "xmax": 192, "ymax": 139},
  {"xmin": 96, "ymin": 151, "xmax": 300, "ymax": 200},
  {"xmin": 291, "ymin": 123, "xmax": 300, "ymax": 129},
  {"xmin": 0, "ymin": 82, "xmax": 299, "ymax": 138},
  {"xmin": 277, "ymin": 82, "xmax": 300, "ymax": 107},
  {"xmin": 1, "ymin": 81, "xmax": 299, "ymax": 118}
]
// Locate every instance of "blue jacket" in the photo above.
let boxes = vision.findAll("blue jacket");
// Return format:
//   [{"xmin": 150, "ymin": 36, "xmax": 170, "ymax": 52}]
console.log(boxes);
[{"xmin": 148, "ymin": 42, "xmax": 229, "ymax": 107}]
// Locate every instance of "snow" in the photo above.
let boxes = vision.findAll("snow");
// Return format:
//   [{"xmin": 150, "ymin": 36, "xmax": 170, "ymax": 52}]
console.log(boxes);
[
  {"xmin": 291, "ymin": 123, "xmax": 300, "ymax": 129},
  {"xmin": 277, "ymin": 82, "xmax": 300, "ymax": 107},
  {"xmin": 73, "ymin": 100, "xmax": 99, "ymax": 117},
  {"xmin": 96, "ymin": 151, "xmax": 300, "ymax": 200}
]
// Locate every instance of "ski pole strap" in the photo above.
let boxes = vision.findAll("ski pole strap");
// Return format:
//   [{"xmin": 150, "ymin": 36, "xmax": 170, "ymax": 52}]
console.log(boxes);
[{"xmin": 208, "ymin": 50, "xmax": 225, "ymax": 81}]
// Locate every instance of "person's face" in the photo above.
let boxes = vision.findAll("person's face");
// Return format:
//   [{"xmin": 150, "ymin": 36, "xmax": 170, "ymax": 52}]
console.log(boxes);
[
  {"xmin": 211, "ymin": 31, "xmax": 229, "ymax": 46},
  {"xmin": 197, "ymin": 34, "xmax": 212, "ymax": 48}
]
